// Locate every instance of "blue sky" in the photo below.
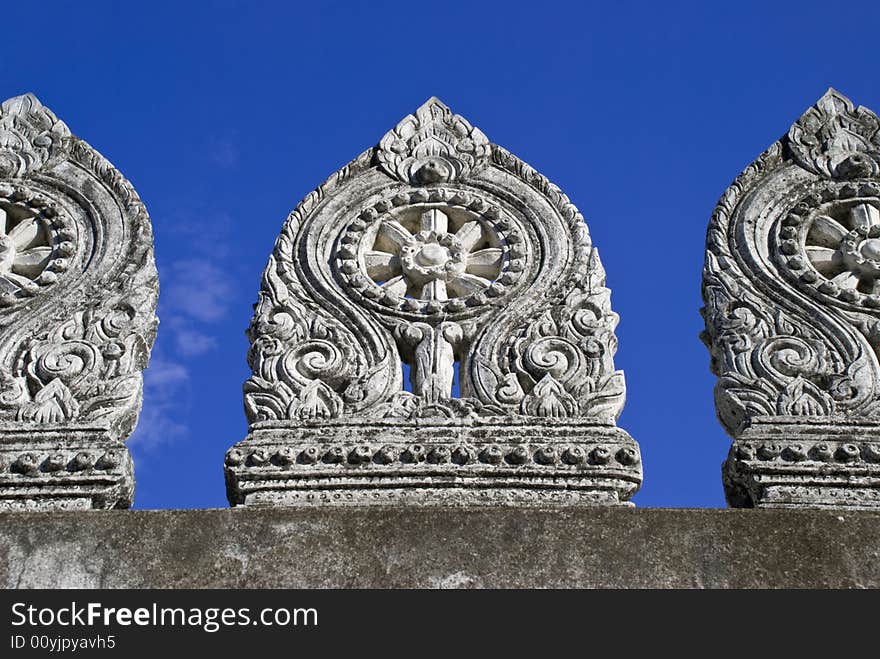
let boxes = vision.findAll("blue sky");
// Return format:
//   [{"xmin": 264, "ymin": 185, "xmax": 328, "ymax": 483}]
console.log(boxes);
[{"xmin": 2, "ymin": 1, "xmax": 879, "ymax": 509}]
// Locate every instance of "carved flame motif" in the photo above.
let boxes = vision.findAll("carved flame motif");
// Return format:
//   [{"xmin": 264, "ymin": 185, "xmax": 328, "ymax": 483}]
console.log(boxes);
[
  {"xmin": 788, "ymin": 89, "xmax": 880, "ymax": 179},
  {"xmin": 376, "ymin": 97, "xmax": 491, "ymax": 185}
]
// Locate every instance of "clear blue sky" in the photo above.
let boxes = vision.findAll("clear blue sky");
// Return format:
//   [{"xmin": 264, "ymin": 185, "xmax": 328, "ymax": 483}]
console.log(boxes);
[{"xmin": 2, "ymin": 1, "xmax": 879, "ymax": 509}]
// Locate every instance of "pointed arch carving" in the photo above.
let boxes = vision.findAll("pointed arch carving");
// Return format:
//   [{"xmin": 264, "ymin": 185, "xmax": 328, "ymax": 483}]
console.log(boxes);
[
  {"xmin": 702, "ymin": 89, "xmax": 880, "ymax": 508},
  {"xmin": 0, "ymin": 94, "xmax": 158, "ymax": 510},
  {"xmin": 227, "ymin": 98, "xmax": 641, "ymax": 506}
]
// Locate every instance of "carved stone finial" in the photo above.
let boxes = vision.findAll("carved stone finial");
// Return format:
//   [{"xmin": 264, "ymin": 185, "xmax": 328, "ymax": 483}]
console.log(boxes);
[
  {"xmin": 376, "ymin": 97, "xmax": 491, "ymax": 185},
  {"xmin": 0, "ymin": 94, "xmax": 158, "ymax": 510},
  {"xmin": 225, "ymin": 97, "xmax": 641, "ymax": 507},
  {"xmin": 702, "ymin": 89, "xmax": 880, "ymax": 509}
]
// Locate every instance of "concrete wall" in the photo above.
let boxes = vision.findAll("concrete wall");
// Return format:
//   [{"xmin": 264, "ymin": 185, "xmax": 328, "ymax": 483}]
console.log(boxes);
[{"xmin": 1, "ymin": 507, "xmax": 878, "ymax": 588}]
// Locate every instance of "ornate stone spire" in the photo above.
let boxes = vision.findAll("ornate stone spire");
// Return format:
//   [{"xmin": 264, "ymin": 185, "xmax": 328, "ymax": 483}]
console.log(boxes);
[
  {"xmin": 702, "ymin": 89, "xmax": 880, "ymax": 508},
  {"xmin": 226, "ymin": 98, "xmax": 641, "ymax": 506},
  {"xmin": 0, "ymin": 94, "xmax": 158, "ymax": 510}
]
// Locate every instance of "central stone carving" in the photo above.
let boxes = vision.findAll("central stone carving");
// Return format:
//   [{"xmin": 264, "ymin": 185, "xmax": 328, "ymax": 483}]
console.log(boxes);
[
  {"xmin": 0, "ymin": 191, "xmax": 70, "ymax": 297},
  {"xmin": 346, "ymin": 204, "xmax": 507, "ymax": 307},
  {"xmin": 225, "ymin": 97, "xmax": 641, "ymax": 507},
  {"xmin": 783, "ymin": 196, "xmax": 880, "ymax": 304}
]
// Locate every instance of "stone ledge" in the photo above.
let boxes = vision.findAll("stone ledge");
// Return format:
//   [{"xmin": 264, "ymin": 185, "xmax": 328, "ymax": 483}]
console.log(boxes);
[{"xmin": 1, "ymin": 507, "xmax": 878, "ymax": 588}]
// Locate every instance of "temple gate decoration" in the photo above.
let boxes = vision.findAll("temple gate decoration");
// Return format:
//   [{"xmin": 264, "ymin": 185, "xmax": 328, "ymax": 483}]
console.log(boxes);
[
  {"xmin": 0, "ymin": 94, "xmax": 158, "ymax": 510},
  {"xmin": 226, "ymin": 98, "xmax": 641, "ymax": 506},
  {"xmin": 702, "ymin": 89, "xmax": 880, "ymax": 508}
]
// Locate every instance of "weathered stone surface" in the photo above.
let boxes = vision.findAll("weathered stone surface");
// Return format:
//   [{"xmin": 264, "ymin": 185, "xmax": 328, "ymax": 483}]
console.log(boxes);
[
  {"xmin": 0, "ymin": 94, "xmax": 158, "ymax": 510},
  {"xmin": 1, "ymin": 507, "xmax": 879, "ymax": 588},
  {"xmin": 702, "ymin": 89, "xmax": 880, "ymax": 508},
  {"xmin": 226, "ymin": 97, "xmax": 640, "ymax": 506}
]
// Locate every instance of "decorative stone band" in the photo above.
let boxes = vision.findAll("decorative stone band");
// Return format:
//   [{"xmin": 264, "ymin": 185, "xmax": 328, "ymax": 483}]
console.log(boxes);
[
  {"xmin": 225, "ymin": 420, "xmax": 640, "ymax": 506},
  {"xmin": 723, "ymin": 417, "xmax": 880, "ymax": 509},
  {"xmin": 0, "ymin": 424, "xmax": 132, "ymax": 510}
]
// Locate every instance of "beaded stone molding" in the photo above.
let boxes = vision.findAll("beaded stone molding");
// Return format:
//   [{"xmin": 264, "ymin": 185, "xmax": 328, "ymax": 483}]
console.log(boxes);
[
  {"xmin": 226, "ymin": 98, "xmax": 641, "ymax": 506},
  {"xmin": 702, "ymin": 89, "xmax": 880, "ymax": 509},
  {"xmin": 0, "ymin": 94, "xmax": 158, "ymax": 510}
]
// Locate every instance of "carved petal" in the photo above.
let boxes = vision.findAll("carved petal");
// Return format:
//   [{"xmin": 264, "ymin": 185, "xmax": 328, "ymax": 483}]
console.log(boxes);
[
  {"xmin": 1, "ymin": 271, "xmax": 32, "ymax": 288},
  {"xmin": 11, "ymin": 246, "xmax": 51, "ymax": 278},
  {"xmin": 381, "ymin": 275, "xmax": 408, "ymax": 298},
  {"xmin": 0, "ymin": 276, "xmax": 17, "ymax": 293},
  {"xmin": 375, "ymin": 220, "xmax": 412, "ymax": 253},
  {"xmin": 448, "ymin": 273, "xmax": 490, "ymax": 296},
  {"xmin": 8, "ymin": 216, "xmax": 40, "ymax": 250},
  {"xmin": 809, "ymin": 215, "xmax": 848, "ymax": 247},
  {"xmin": 466, "ymin": 248, "xmax": 503, "ymax": 278},
  {"xmin": 363, "ymin": 251, "xmax": 400, "ymax": 281},
  {"xmin": 832, "ymin": 270, "xmax": 860, "ymax": 289},
  {"xmin": 852, "ymin": 203, "xmax": 880, "ymax": 231},
  {"xmin": 420, "ymin": 208, "xmax": 448, "ymax": 233},
  {"xmin": 455, "ymin": 220, "xmax": 483, "ymax": 250},
  {"xmin": 804, "ymin": 246, "xmax": 841, "ymax": 275},
  {"xmin": 0, "ymin": 208, "xmax": 7, "ymax": 236},
  {"xmin": 421, "ymin": 279, "xmax": 448, "ymax": 301}
]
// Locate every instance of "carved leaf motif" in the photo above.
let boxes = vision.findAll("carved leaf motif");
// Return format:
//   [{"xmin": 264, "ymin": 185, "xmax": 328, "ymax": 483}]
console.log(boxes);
[
  {"xmin": 290, "ymin": 380, "xmax": 343, "ymax": 420},
  {"xmin": 578, "ymin": 371, "xmax": 626, "ymax": 421},
  {"xmin": 376, "ymin": 97, "xmax": 491, "ymax": 185},
  {"xmin": 17, "ymin": 378, "xmax": 78, "ymax": 423},
  {"xmin": 788, "ymin": 89, "xmax": 880, "ymax": 179},
  {"xmin": 81, "ymin": 374, "xmax": 141, "ymax": 422},
  {"xmin": 0, "ymin": 94, "xmax": 70, "ymax": 178},
  {"xmin": 243, "ymin": 376, "xmax": 293, "ymax": 423},
  {"xmin": 520, "ymin": 374, "xmax": 578, "ymax": 418},
  {"xmin": 777, "ymin": 377, "xmax": 833, "ymax": 416}
]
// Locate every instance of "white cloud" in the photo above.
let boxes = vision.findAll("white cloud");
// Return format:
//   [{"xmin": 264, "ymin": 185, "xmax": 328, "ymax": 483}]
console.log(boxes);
[
  {"xmin": 173, "ymin": 325, "xmax": 219, "ymax": 357},
  {"xmin": 163, "ymin": 259, "xmax": 235, "ymax": 323},
  {"xmin": 131, "ymin": 206, "xmax": 242, "ymax": 456},
  {"xmin": 207, "ymin": 136, "xmax": 239, "ymax": 168},
  {"xmin": 129, "ymin": 355, "xmax": 190, "ymax": 451}
]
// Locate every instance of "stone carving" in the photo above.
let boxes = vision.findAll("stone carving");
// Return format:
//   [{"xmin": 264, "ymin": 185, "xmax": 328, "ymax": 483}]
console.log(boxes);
[
  {"xmin": 702, "ymin": 88, "xmax": 880, "ymax": 508},
  {"xmin": 226, "ymin": 97, "xmax": 641, "ymax": 506},
  {"xmin": 0, "ymin": 94, "xmax": 158, "ymax": 510}
]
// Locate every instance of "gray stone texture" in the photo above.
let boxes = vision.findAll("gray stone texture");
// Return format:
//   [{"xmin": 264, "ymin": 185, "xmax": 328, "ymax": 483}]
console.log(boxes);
[
  {"xmin": 702, "ymin": 89, "xmax": 880, "ymax": 508},
  {"xmin": 0, "ymin": 94, "xmax": 158, "ymax": 510},
  {"xmin": 226, "ymin": 97, "xmax": 641, "ymax": 506},
  {"xmin": 1, "ymin": 507, "xmax": 879, "ymax": 588}
]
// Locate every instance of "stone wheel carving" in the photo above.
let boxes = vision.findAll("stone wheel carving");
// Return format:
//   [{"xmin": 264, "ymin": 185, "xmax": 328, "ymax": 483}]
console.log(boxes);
[
  {"xmin": 336, "ymin": 188, "xmax": 525, "ymax": 316},
  {"xmin": 356, "ymin": 205, "xmax": 505, "ymax": 304},
  {"xmin": 0, "ymin": 186, "xmax": 72, "ymax": 299},
  {"xmin": 791, "ymin": 197, "xmax": 880, "ymax": 302},
  {"xmin": 0, "ymin": 204, "xmax": 51, "ymax": 289}
]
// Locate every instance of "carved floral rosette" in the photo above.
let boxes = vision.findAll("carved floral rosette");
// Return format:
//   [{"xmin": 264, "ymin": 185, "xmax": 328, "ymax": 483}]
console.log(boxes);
[
  {"xmin": 702, "ymin": 89, "xmax": 880, "ymax": 508},
  {"xmin": 0, "ymin": 94, "xmax": 158, "ymax": 510},
  {"xmin": 226, "ymin": 98, "xmax": 640, "ymax": 506}
]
